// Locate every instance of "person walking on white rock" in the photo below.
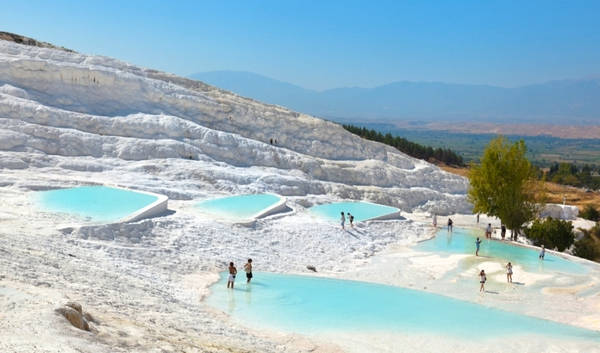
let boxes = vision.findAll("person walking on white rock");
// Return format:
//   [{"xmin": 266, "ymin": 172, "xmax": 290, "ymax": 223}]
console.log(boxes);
[
  {"xmin": 340, "ymin": 212, "xmax": 346, "ymax": 229},
  {"xmin": 506, "ymin": 262, "xmax": 513, "ymax": 283},
  {"xmin": 433, "ymin": 213, "xmax": 437, "ymax": 227},
  {"xmin": 227, "ymin": 262, "xmax": 237, "ymax": 289},
  {"xmin": 479, "ymin": 269, "xmax": 487, "ymax": 292},
  {"xmin": 348, "ymin": 213, "xmax": 354, "ymax": 228}
]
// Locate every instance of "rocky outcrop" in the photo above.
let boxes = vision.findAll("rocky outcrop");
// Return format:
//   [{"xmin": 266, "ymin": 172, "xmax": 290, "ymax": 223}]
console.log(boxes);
[
  {"xmin": 55, "ymin": 302, "xmax": 97, "ymax": 332},
  {"xmin": 0, "ymin": 32, "xmax": 74, "ymax": 52}
]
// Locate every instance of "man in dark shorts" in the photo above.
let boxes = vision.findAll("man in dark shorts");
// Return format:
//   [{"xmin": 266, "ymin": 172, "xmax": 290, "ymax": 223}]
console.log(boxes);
[{"xmin": 244, "ymin": 258, "xmax": 253, "ymax": 283}]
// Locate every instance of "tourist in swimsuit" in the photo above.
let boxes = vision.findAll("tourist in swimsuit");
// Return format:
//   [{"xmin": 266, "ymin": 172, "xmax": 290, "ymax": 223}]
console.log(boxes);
[
  {"xmin": 501, "ymin": 224, "xmax": 506, "ymax": 240},
  {"xmin": 447, "ymin": 218, "xmax": 453, "ymax": 232},
  {"xmin": 485, "ymin": 223, "xmax": 492, "ymax": 239},
  {"xmin": 539, "ymin": 245, "xmax": 545, "ymax": 260},
  {"xmin": 340, "ymin": 212, "xmax": 345, "ymax": 229},
  {"xmin": 244, "ymin": 259, "xmax": 253, "ymax": 283},
  {"xmin": 479, "ymin": 269, "xmax": 486, "ymax": 292},
  {"xmin": 506, "ymin": 262, "xmax": 513, "ymax": 283},
  {"xmin": 348, "ymin": 213, "xmax": 354, "ymax": 228},
  {"xmin": 227, "ymin": 262, "xmax": 237, "ymax": 289},
  {"xmin": 475, "ymin": 237, "xmax": 482, "ymax": 256}
]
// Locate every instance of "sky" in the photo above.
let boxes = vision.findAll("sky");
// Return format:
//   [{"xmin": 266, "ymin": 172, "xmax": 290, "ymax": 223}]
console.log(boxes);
[{"xmin": 1, "ymin": 0, "xmax": 599, "ymax": 90}]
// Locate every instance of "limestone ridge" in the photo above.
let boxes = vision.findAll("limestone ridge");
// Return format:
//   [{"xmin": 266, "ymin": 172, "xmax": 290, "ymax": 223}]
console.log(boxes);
[
  {"xmin": 0, "ymin": 31, "xmax": 75, "ymax": 52},
  {"xmin": 0, "ymin": 37, "xmax": 470, "ymax": 213}
]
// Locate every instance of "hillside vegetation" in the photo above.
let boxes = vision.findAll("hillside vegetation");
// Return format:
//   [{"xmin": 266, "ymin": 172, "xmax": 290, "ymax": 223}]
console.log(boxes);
[{"xmin": 343, "ymin": 124, "xmax": 465, "ymax": 166}]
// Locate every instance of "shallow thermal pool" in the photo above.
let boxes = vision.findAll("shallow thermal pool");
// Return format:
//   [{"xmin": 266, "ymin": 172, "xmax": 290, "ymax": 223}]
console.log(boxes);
[
  {"xmin": 310, "ymin": 201, "xmax": 399, "ymax": 222},
  {"xmin": 196, "ymin": 193, "xmax": 282, "ymax": 220},
  {"xmin": 206, "ymin": 272, "xmax": 598, "ymax": 341},
  {"xmin": 36, "ymin": 186, "xmax": 158, "ymax": 222},
  {"xmin": 416, "ymin": 227, "xmax": 586, "ymax": 274}
]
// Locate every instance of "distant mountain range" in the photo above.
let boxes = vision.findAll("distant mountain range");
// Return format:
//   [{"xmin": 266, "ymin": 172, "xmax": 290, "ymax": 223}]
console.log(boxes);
[{"xmin": 190, "ymin": 71, "xmax": 600, "ymax": 124}]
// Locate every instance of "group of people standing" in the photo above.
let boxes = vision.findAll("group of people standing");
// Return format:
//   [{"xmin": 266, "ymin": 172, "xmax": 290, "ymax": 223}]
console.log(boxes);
[
  {"xmin": 477, "ymin": 224, "xmax": 547, "ymax": 292},
  {"xmin": 227, "ymin": 259, "xmax": 253, "ymax": 289},
  {"xmin": 340, "ymin": 211, "xmax": 355, "ymax": 229},
  {"xmin": 479, "ymin": 262, "xmax": 513, "ymax": 292},
  {"xmin": 431, "ymin": 214, "xmax": 453, "ymax": 231}
]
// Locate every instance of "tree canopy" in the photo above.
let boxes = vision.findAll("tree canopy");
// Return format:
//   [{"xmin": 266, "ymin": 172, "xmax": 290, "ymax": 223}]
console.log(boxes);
[{"xmin": 468, "ymin": 136, "xmax": 542, "ymax": 234}]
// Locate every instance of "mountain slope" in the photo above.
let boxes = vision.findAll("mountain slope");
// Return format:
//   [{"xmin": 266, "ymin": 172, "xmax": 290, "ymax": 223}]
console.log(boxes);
[
  {"xmin": 191, "ymin": 71, "xmax": 600, "ymax": 124},
  {"xmin": 0, "ymin": 39, "xmax": 469, "ymax": 213}
]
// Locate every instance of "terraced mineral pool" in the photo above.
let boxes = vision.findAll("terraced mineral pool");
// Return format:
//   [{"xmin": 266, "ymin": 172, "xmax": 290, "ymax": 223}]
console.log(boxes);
[
  {"xmin": 36, "ymin": 186, "xmax": 158, "ymax": 222},
  {"xmin": 310, "ymin": 201, "xmax": 399, "ymax": 222},
  {"xmin": 196, "ymin": 194, "xmax": 282, "ymax": 220},
  {"xmin": 206, "ymin": 272, "xmax": 598, "ymax": 341},
  {"xmin": 416, "ymin": 227, "xmax": 586, "ymax": 274}
]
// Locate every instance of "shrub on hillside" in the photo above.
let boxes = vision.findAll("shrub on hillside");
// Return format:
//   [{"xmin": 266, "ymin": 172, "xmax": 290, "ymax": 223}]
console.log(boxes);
[
  {"xmin": 524, "ymin": 217, "xmax": 574, "ymax": 251},
  {"xmin": 573, "ymin": 236, "xmax": 599, "ymax": 261},
  {"xmin": 580, "ymin": 204, "xmax": 600, "ymax": 222}
]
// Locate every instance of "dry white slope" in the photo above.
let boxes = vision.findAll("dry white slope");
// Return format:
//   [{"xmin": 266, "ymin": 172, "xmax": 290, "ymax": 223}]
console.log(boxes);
[{"xmin": 0, "ymin": 39, "xmax": 469, "ymax": 213}]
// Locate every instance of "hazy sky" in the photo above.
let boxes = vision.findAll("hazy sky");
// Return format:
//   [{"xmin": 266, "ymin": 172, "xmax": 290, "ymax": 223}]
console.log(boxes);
[{"xmin": 2, "ymin": 0, "xmax": 599, "ymax": 90}]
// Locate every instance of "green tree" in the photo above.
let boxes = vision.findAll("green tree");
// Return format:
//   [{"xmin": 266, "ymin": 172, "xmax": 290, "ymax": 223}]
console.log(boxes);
[
  {"xmin": 573, "ymin": 236, "xmax": 599, "ymax": 261},
  {"xmin": 468, "ymin": 136, "xmax": 542, "ymax": 236},
  {"xmin": 574, "ymin": 223, "xmax": 600, "ymax": 261},
  {"xmin": 525, "ymin": 217, "xmax": 575, "ymax": 251},
  {"xmin": 580, "ymin": 204, "xmax": 600, "ymax": 222}
]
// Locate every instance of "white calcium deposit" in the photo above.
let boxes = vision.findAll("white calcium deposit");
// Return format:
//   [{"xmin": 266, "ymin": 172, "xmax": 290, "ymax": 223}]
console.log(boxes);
[{"xmin": 1, "ymin": 39, "xmax": 599, "ymax": 353}]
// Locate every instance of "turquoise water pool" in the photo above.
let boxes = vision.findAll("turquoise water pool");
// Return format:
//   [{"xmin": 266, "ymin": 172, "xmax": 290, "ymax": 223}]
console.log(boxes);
[
  {"xmin": 36, "ymin": 186, "xmax": 158, "ymax": 222},
  {"xmin": 207, "ymin": 272, "xmax": 598, "ymax": 340},
  {"xmin": 196, "ymin": 194, "xmax": 282, "ymax": 220},
  {"xmin": 416, "ymin": 227, "xmax": 586, "ymax": 274},
  {"xmin": 310, "ymin": 201, "xmax": 399, "ymax": 222}
]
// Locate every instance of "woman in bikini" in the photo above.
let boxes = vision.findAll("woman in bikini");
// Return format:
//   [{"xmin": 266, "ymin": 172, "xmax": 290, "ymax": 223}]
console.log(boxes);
[
  {"xmin": 479, "ymin": 269, "xmax": 487, "ymax": 292},
  {"xmin": 506, "ymin": 262, "xmax": 513, "ymax": 283}
]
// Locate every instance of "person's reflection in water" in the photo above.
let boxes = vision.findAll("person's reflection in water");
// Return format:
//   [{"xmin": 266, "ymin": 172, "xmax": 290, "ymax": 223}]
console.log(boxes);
[
  {"xmin": 446, "ymin": 230, "xmax": 453, "ymax": 245},
  {"xmin": 245, "ymin": 282, "xmax": 252, "ymax": 306},
  {"xmin": 227, "ymin": 287, "xmax": 236, "ymax": 313}
]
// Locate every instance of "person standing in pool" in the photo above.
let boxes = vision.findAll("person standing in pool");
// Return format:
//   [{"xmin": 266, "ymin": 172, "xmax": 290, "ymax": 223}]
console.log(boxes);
[
  {"xmin": 244, "ymin": 259, "xmax": 253, "ymax": 283},
  {"xmin": 479, "ymin": 269, "xmax": 487, "ymax": 292},
  {"xmin": 485, "ymin": 223, "xmax": 492, "ymax": 239},
  {"xmin": 340, "ymin": 212, "xmax": 346, "ymax": 229},
  {"xmin": 506, "ymin": 262, "xmax": 513, "ymax": 283},
  {"xmin": 348, "ymin": 213, "xmax": 354, "ymax": 228},
  {"xmin": 447, "ymin": 218, "xmax": 453, "ymax": 232},
  {"xmin": 227, "ymin": 262, "xmax": 237, "ymax": 289},
  {"xmin": 539, "ymin": 245, "xmax": 545, "ymax": 260},
  {"xmin": 475, "ymin": 237, "xmax": 482, "ymax": 256}
]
